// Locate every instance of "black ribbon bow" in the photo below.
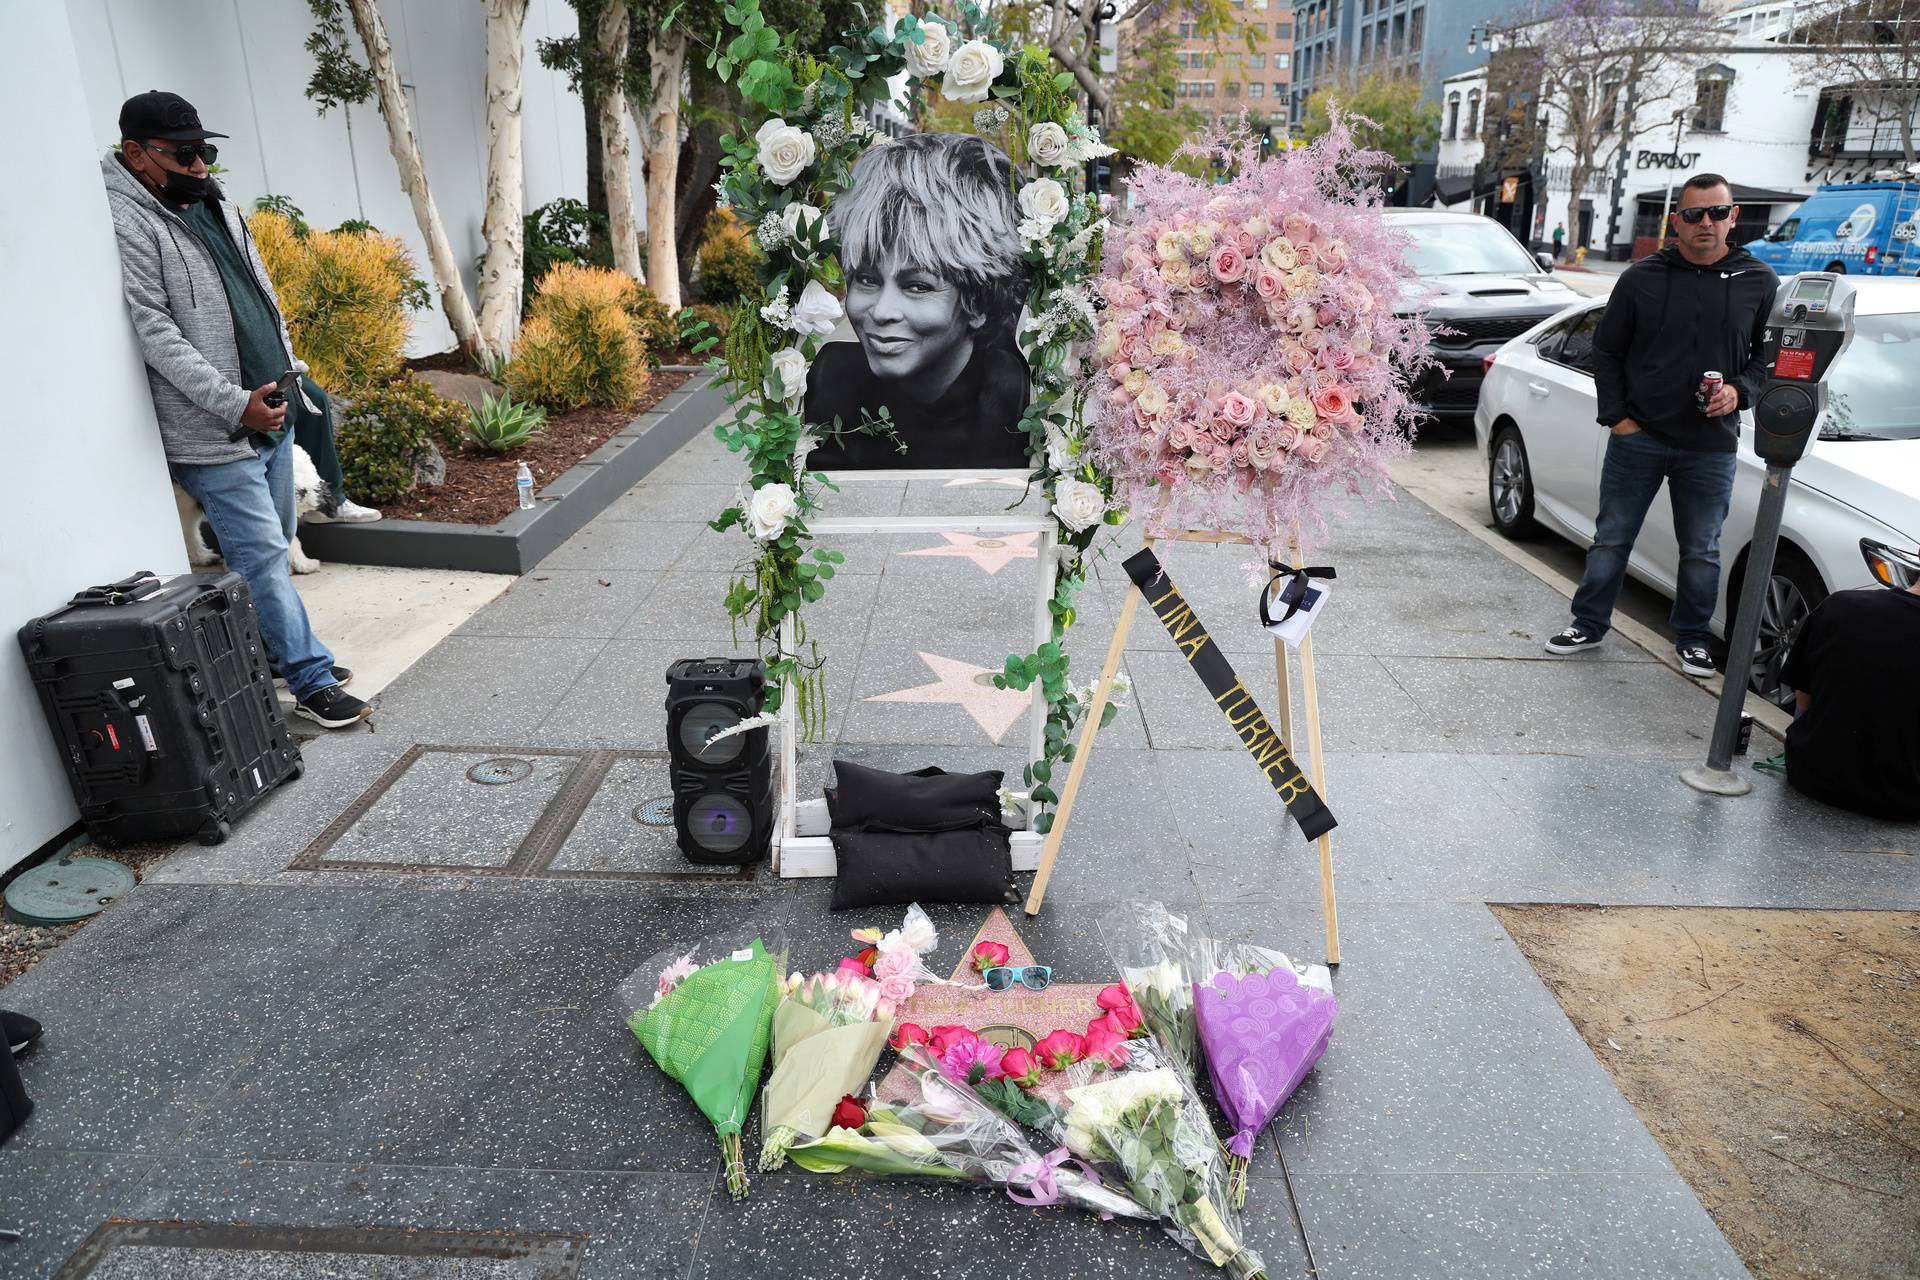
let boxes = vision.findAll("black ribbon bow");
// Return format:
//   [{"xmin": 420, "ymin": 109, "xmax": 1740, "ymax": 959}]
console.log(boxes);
[{"xmin": 1259, "ymin": 563, "xmax": 1337, "ymax": 628}]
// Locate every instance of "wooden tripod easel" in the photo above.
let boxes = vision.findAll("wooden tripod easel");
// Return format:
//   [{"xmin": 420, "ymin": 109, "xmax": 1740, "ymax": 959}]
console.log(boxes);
[{"xmin": 1024, "ymin": 530, "xmax": 1342, "ymax": 967}]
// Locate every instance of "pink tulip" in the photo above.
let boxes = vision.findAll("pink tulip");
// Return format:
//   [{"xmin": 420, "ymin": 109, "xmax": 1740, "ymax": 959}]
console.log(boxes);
[{"xmin": 1034, "ymin": 1029, "xmax": 1087, "ymax": 1070}]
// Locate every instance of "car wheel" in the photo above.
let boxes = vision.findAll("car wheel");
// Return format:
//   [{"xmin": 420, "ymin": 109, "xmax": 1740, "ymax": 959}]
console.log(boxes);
[
  {"xmin": 1488, "ymin": 425, "xmax": 1540, "ymax": 538},
  {"xmin": 1737, "ymin": 549, "xmax": 1827, "ymax": 707}
]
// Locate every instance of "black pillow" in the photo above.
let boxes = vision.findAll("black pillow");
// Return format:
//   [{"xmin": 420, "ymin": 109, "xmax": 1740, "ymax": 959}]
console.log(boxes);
[
  {"xmin": 825, "ymin": 761, "xmax": 1004, "ymax": 832},
  {"xmin": 829, "ymin": 825, "xmax": 1016, "ymax": 911}
]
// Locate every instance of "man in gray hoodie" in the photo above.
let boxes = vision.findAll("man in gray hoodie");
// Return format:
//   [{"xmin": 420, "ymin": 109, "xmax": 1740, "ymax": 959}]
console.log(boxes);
[{"xmin": 103, "ymin": 91, "xmax": 368, "ymax": 729}]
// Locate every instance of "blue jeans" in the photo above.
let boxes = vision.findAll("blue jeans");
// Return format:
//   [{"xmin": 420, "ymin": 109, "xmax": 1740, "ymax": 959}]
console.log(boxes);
[
  {"xmin": 1570, "ymin": 429, "xmax": 1736, "ymax": 647},
  {"xmin": 171, "ymin": 434, "xmax": 337, "ymax": 699}
]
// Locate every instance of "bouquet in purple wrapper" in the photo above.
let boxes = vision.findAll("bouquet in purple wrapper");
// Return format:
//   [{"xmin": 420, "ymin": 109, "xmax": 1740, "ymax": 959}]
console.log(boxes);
[{"xmin": 1190, "ymin": 936, "xmax": 1338, "ymax": 1205}]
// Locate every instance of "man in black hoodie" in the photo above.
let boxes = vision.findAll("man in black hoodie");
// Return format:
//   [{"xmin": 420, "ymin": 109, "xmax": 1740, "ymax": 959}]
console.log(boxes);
[{"xmin": 1546, "ymin": 174, "xmax": 1776, "ymax": 678}]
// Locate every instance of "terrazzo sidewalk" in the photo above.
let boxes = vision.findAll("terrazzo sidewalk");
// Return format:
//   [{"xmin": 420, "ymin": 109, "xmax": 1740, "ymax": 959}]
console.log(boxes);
[{"xmin": 4, "ymin": 421, "xmax": 1915, "ymax": 1279}]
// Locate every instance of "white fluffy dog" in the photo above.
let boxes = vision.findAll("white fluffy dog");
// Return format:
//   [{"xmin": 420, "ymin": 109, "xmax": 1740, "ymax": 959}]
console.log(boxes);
[{"xmin": 175, "ymin": 443, "xmax": 326, "ymax": 575}]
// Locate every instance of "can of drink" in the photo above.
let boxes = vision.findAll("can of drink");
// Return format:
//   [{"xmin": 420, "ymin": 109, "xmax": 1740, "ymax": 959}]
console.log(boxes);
[
  {"xmin": 1736, "ymin": 711, "xmax": 1754, "ymax": 757},
  {"xmin": 1698, "ymin": 370, "xmax": 1724, "ymax": 414}
]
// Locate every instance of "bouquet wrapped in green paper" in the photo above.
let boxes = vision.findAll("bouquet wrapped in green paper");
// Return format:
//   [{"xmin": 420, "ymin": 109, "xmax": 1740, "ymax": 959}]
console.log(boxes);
[{"xmin": 622, "ymin": 923, "xmax": 788, "ymax": 1198}]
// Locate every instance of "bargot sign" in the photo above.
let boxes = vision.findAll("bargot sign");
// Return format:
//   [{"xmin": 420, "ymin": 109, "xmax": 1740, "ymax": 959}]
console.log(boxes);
[{"xmin": 1636, "ymin": 150, "xmax": 1702, "ymax": 170}]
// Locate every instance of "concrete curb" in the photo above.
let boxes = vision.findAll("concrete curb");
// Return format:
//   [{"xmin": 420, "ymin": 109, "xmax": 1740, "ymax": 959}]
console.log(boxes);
[
  {"xmin": 1396, "ymin": 478, "xmax": 1795, "ymax": 748},
  {"xmin": 298, "ymin": 370, "xmax": 725, "ymax": 577}
]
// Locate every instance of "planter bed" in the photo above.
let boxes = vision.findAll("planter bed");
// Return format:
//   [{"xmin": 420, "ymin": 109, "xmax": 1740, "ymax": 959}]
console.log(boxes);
[{"xmin": 300, "ymin": 368, "xmax": 723, "ymax": 576}]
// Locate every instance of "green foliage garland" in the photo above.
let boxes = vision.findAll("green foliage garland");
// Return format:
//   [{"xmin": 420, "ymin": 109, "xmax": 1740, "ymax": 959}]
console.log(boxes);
[{"xmin": 707, "ymin": 0, "xmax": 1123, "ymax": 834}]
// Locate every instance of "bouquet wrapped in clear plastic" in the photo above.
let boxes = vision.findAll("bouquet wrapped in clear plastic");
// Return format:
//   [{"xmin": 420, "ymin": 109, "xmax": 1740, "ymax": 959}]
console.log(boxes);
[
  {"xmin": 1191, "ymin": 935, "xmax": 1337, "ymax": 1205},
  {"xmin": 1055, "ymin": 1045, "xmax": 1269, "ymax": 1279},
  {"xmin": 1097, "ymin": 901, "xmax": 1202, "ymax": 1088},
  {"xmin": 620, "ymin": 923, "xmax": 788, "ymax": 1198},
  {"xmin": 784, "ymin": 1044, "xmax": 1150, "ymax": 1223}
]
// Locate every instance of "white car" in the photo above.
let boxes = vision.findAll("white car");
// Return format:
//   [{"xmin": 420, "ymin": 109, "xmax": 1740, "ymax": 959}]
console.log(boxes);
[{"xmin": 1474, "ymin": 275, "xmax": 1920, "ymax": 701}]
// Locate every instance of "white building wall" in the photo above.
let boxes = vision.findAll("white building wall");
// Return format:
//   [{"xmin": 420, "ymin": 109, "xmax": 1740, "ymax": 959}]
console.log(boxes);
[
  {"xmin": 64, "ymin": 0, "xmax": 613, "ymax": 358},
  {"xmin": 2, "ymin": 2, "xmax": 190, "ymax": 873}
]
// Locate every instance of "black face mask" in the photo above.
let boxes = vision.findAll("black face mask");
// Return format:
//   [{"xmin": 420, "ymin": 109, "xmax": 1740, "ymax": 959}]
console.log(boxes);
[{"xmin": 153, "ymin": 166, "xmax": 216, "ymax": 205}]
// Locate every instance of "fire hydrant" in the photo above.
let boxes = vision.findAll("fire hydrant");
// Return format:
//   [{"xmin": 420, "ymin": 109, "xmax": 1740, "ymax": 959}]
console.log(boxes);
[{"xmin": 1573, "ymin": 246, "xmax": 1589, "ymax": 267}]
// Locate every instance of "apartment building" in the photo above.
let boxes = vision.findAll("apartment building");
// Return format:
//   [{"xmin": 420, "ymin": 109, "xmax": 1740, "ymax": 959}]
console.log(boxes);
[{"xmin": 1130, "ymin": 0, "xmax": 1296, "ymax": 133}]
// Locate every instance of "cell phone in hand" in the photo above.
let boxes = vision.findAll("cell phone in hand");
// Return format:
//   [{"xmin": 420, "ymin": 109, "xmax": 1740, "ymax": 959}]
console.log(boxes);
[{"xmin": 262, "ymin": 369, "xmax": 300, "ymax": 408}]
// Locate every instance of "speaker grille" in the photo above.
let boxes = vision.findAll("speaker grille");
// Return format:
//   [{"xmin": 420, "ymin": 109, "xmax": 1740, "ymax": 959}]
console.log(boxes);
[
  {"xmin": 684, "ymin": 793, "xmax": 753, "ymax": 855},
  {"xmin": 677, "ymin": 700, "xmax": 746, "ymax": 764}
]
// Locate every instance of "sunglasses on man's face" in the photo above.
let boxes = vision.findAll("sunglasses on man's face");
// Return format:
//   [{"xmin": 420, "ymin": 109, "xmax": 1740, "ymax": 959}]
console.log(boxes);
[
  {"xmin": 1676, "ymin": 204, "xmax": 1734, "ymax": 225},
  {"xmin": 143, "ymin": 140, "xmax": 219, "ymax": 166},
  {"xmin": 982, "ymin": 965, "xmax": 1053, "ymax": 992}
]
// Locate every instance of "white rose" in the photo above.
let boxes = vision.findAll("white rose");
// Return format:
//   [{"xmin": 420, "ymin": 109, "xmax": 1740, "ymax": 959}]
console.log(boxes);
[
  {"xmin": 766, "ymin": 347, "xmax": 807, "ymax": 409},
  {"xmin": 780, "ymin": 202, "xmax": 824, "ymax": 245},
  {"xmin": 905, "ymin": 20, "xmax": 954, "ymax": 79},
  {"xmin": 942, "ymin": 39, "xmax": 1004, "ymax": 104},
  {"xmin": 1045, "ymin": 426, "xmax": 1078, "ymax": 474},
  {"xmin": 1051, "ymin": 477, "xmax": 1106, "ymax": 533},
  {"xmin": 748, "ymin": 482, "xmax": 799, "ymax": 541},
  {"xmin": 755, "ymin": 118, "xmax": 816, "ymax": 186},
  {"xmin": 1018, "ymin": 178, "xmax": 1069, "ymax": 231},
  {"xmin": 1027, "ymin": 122, "xmax": 1071, "ymax": 168},
  {"xmin": 789, "ymin": 280, "xmax": 844, "ymax": 338}
]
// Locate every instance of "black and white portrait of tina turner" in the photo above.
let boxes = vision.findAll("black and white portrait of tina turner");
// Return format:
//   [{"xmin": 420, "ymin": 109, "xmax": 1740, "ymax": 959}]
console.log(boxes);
[{"xmin": 803, "ymin": 132, "xmax": 1033, "ymax": 470}]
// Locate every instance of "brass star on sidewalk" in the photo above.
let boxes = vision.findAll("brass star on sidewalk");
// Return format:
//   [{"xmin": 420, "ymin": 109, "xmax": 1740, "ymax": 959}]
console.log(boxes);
[
  {"xmin": 898, "ymin": 532, "xmax": 1040, "ymax": 575},
  {"xmin": 864, "ymin": 651, "xmax": 1030, "ymax": 743}
]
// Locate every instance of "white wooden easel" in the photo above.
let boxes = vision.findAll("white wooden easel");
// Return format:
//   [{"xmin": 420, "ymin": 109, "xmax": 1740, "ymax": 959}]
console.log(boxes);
[
  {"xmin": 773, "ymin": 469, "xmax": 1055, "ymax": 878},
  {"xmin": 1023, "ymin": 529, "xmax": 1342, "ymax": 966}
]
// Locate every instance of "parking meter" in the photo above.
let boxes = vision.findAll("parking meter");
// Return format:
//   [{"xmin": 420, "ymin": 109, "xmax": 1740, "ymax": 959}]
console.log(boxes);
[
  {"xmin": 1752, "ymin": 273, "xmax": 1859, "ymax": 465},
  {"xmin": 1683, "ymin": 272, "xmax": 1858, "ymax": 797}
]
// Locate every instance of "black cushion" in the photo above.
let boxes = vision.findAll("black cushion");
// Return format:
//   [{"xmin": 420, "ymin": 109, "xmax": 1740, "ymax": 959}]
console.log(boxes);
[
  {"xmin": 825, "ymin": 761, "xmax": 1003, "ymax": 832},
  {"xmin": 828, "ymin": 825, "xmax": 1016, "ymax": 911}
]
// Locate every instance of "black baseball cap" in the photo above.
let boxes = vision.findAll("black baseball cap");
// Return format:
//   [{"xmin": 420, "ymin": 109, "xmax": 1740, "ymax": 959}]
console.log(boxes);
[{"xmin": 118, "ymin": 90, "xmax": 228, "ymax": 143}]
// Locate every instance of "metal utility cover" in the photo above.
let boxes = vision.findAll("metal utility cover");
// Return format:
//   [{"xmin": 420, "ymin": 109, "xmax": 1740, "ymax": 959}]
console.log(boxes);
[
  {"xmin": 4, "ymin": 855, "xmax": 135, "ymax": 925},
  {"xmin": 55, "ymin": 1221, "xmax": 584, "ymax": 1278}
]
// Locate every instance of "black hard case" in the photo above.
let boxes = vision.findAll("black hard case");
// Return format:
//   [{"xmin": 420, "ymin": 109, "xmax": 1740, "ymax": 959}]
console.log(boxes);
[{"xmin": 17, "ymin": 571, "xmax": 303, "ymax": 846}]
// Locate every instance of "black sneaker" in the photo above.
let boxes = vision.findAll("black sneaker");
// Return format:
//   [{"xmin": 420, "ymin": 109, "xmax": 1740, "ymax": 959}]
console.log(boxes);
[
  {"xmin": 3, "ymin": 1010, "xmax": 42, "ymax": 1057},
  {"xmin": 1677, "ymin": 644, "xmax": 1716, "ymax": 678},
  {"xmin": 294, "ymin": 684, "xmax": 372, "ymax": 729},
  {"xmin": 1545, "ymin": 625, "xmax": 1604, "ymax": 655},
  {"xmin": 275, "ymin": 666, "xmax": 353, "ymax": 690}
]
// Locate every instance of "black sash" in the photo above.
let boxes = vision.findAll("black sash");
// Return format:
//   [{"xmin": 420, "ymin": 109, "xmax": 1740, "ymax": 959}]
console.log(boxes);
[{"xmin": 1123, "ymin": 548, "xmax": 1337, "ymax": 842}]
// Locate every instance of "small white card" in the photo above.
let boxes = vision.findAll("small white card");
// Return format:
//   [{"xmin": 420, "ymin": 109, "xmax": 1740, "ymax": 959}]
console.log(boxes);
[{"xmin": 1263, "ymin": 577, "xmax": 1333, "ymax": 649}]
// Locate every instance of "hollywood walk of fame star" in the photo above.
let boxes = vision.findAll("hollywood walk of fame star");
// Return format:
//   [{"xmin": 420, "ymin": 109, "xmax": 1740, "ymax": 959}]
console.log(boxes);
[
  {"xmin": 898, "ymin": 532, "xmax": 1040, "ymax": 576},
  {"xmin": 864, "ymin": 652, "xmax": 1029, "ymax": 743}
]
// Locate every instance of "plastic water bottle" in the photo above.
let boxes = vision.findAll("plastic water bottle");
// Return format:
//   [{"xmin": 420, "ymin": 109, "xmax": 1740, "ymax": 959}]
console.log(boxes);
[{"xmin": 515, "ymin": 462, "xmax": 535, "ymax": 510}]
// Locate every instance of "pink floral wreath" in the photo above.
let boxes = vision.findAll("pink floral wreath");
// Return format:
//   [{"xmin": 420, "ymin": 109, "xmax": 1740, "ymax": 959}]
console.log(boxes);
[{"xmin": 1090, "ymin": 118, "xmax": 1434, "ymax": 554}]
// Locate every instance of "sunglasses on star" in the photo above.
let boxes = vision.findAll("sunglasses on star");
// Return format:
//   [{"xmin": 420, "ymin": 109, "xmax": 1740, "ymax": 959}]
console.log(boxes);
[
  {"xmin": 143, "ymin": 140, "xmax": 219, "ymax": 165},
  {"xmin": 982, "ymin": 965, "xmax": 1053, "ymax": 992},
  {"xmin": 1676, "ymin": 204, "xmax": 1735, "ymax": 225}
]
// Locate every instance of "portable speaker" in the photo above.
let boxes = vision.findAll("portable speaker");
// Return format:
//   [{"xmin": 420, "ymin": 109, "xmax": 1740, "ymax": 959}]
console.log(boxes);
[{"xmin": 664, "ymin": 657, "xmax": 772, "ymax": 864}]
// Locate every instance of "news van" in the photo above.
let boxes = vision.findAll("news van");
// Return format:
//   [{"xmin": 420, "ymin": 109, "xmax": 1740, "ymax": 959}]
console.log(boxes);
[{"xmin": 1746, "ymin": 181, "xmax": 1920, "ymax": 276}]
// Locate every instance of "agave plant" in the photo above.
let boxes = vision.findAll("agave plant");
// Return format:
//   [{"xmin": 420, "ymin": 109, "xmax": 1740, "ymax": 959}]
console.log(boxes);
[{"xmin": 467, "ymin": 391, "xmax": 549, "ymax": 453}]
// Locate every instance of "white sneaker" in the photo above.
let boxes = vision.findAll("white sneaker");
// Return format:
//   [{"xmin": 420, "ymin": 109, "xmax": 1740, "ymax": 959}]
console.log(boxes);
[{"xmin": 334, "ymin": 499, "xmax": 384, "ymax": 523}]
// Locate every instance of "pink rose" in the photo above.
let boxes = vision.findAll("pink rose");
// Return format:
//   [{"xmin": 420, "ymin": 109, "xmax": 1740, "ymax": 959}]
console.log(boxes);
[
  {"xmin": 1106, "ymin": 362, "xmax": 1132, "ymax": 384},
  {"xmin": 1000, "ymin": 1047, "xmax": 1042, "ymax": 1087},
  {"xmin": 1283, "ymin": 211, "xmax": 1316, "ymax": 243},
  {"xmin": 1252, "ymin": 266, "xmax": 1285, "ymax": 302},
  {"xmin": 1095, "ymin": 983, "xmax": 1136, "ymax": 1013},
  {"xmin": 1034, "ymin": 1029, "xmax": 1087, "ymax": 1070},
  {"xmin": 926, "ymin": 1023, "xmax": 973, "ymax": 1056},
  {"xmin": 1081, "ymin": 1016, "xmax": 1132, "ymax": 1068},
  {"xmin": 1216, "ymin": 391, "xmax": 1259, "ymax": 432},
  {"xmin": 1322, "ymin": 343, "xmax": 1356, "ymax": 373},
  {"xmin": 878, "ymin": 973, "xmax": 915, "ymax": 1006},
  {"xmin": 890, "ymin": 1022, "xmax": 930, "ymax": 1051},
  {"xmin": 1208, "ymin": 242, "xmax": 1248, "ymax": 284},
  {"xmin": 873, "ymin": 946, "xmax": 916, "ymax": 979},
  {"xmin": 1208, "ymin": 416, "xmax": 1235, "ymax": 444},
  {"xmin": 1301, "ymin": 436, "xmax": 1330, "ymax": 464},
  {"xmin": 1285, "ymin": 345, "xmax": 1315, "ymax": 374},
  {"xmin": 1284, "ymin": 423, "xmax": 1315, "ymax": 453},
  {"xmin": 1234, "ymin": 227, "xmax": 1257, "ymax": 256},
  {"xmin": 1274, "ymin": 423, "xmax": 1301, "ymax": 452},
  {"xmin": 1246, "ymin": 427, "xmax": 1281, "ymax": 470},
  {"xmin": 1315, "ymin": 239, "xmax": 1349, "ymax": 272},
  {"xmin": 1122, "ymin": 333, "xmax": 1153, "ymax": 365},
  {"xmin": 1230, "ymin": 439, "xmax": 1252, "ymax": 468},
  {"xmin": 970, "ymin": 940, "xmax": 1011, "ymax": 972},
  {"xmin": 1313, "ymin": 384, "xmax": 1355, "ymax": 422},
  {"xmin": 1122, "ymin": 246, "xmax": 1153, "ymax": 273},
  {"xmin": 1115, "ymin": 283, "xmax": 1145, "ymax": 310},
  {"xmin": 1166, "ymin": 422, "xmax": 1196, "ymax": 451}
]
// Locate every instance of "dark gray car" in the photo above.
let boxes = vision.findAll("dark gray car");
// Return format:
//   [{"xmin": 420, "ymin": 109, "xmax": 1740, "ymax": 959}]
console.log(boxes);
[{"xmin": 1388, "ymin": 210, "xmax": 1584, "ymax": 423}]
